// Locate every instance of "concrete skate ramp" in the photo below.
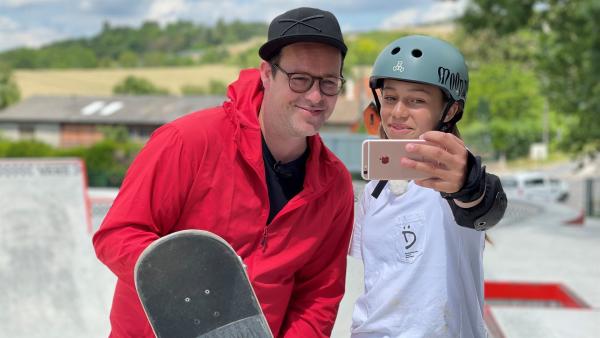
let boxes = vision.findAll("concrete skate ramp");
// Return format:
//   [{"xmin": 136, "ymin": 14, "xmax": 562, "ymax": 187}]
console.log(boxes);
[{"xmin": 0, "ymin": 158, "xmax": 114, "ymax": 338}]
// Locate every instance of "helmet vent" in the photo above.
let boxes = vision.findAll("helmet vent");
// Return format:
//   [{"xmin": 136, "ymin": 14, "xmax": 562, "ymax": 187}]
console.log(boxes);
[
  {"xmin": 391, "ymin": 47, "xmax": 401, "ymax": 55},
  {"xmin": 411, "ymin": 49, "xmax": 423, "ymax": 58}
]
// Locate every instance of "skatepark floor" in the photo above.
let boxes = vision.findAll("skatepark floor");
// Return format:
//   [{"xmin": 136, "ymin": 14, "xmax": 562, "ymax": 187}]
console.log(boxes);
[
  {"xmin": 3, "ymin": 177, "xmax": 599, "ymax": 337},
  {"xmin": 330, "ymin": 181, "xmax": 600, "ymax": 338}
]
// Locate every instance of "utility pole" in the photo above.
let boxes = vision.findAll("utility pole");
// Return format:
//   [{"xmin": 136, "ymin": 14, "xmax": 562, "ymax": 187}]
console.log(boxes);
[{"xmin": 543, "ymin": 97, "xmax": 549, "ymax": 147}]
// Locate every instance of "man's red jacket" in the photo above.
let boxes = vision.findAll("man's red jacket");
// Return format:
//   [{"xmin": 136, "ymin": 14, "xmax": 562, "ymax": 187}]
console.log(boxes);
[{"xmin": 92, "ymin": 69, "xmax": 354, "ymax": 337}]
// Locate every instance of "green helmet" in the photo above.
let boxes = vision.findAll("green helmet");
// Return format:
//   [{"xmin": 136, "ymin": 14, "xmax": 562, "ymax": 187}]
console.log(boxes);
[{"xmin": 369, "ymin": 35, "xmax": 469, "ymax": 130}]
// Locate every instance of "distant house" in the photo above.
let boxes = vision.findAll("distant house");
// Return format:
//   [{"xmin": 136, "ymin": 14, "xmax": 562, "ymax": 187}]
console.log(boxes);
[
  {"xmin": 0, "ymin": 95, "xmax": 225, "ymax": 147},
  {"xmin": 0, "ymin": 94, "xmax": 362, "ymax": 148},
  {"xmin": 322, "ymin": 96, "xmax": 362, "ymax": 133}
]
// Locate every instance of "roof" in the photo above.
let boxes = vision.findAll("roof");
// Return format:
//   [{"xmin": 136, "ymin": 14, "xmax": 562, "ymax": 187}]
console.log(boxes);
[
  {"xmin": 0, "ymin": 95, "xmax": 361, "ymax": 127},
  {"xmin": 0, "ymin": 95, "xmax": 226, "ymax": 125}
]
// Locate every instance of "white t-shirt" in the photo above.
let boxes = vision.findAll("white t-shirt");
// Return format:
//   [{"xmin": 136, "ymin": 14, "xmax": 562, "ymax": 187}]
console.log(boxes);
[{"xmin": 349, "ymin": 180, "xmax": 487, "ymax": 338}]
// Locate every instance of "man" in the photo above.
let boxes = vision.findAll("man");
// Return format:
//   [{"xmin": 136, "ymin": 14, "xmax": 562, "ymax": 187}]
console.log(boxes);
[{"xmin": 93, "ymin": 7, "xmax": 354, "ymax": 338}]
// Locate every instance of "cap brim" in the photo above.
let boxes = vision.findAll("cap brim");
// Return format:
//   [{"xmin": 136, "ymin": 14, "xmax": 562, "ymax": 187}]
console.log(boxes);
[{"xmin": 259, "ymin": 35, "xmax": 347, "ymax": 60}]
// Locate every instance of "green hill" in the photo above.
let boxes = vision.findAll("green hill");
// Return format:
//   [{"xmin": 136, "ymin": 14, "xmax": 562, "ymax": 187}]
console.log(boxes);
[{"xmin": 0, "ymin": 19, "xmax": 268, "ymax": 69}]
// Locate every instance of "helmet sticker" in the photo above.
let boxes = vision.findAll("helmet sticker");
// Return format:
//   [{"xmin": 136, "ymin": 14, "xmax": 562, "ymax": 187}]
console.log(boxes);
[
  {"xmin": 393, "ymin": 60, "xmax": 405, "ymax": 72},
  {"xmin": 438, "ymin": 66, "xmax": 468, "ymax": 98}
]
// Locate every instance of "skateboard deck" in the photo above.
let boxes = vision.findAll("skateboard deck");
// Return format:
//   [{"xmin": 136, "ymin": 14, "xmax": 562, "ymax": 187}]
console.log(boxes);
[{"xmin": 134, "ymin": 230, "xmax": 273, "ymax": 338}]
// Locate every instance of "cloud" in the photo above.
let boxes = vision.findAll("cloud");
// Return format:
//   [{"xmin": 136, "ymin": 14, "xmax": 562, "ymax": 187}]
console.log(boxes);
[
  {"xmin": 0, "ymin": 16, "xmax": 64, "ymax": 50},
  {"xmin": 421, "ymin": 0, "xmax": 468, "ymax": 23},
  {"xmin": 380, "ymin": 0, "xmax": 467, "ymax": 30},
  {"xmin": 2, "ymin": 0, "xmax": 56, "ymax": 8},
  {"xmin": 0, "ymin": 16, "xmax": 19, "ymax": 30},
  {"xmin": 380, "ymin": 9, "xmax": 421, "ymax": 30},
  {"xmin": 77, "ymin": 0, "xmax": 148, "ymax": 17},
  {"xmin": 145, "ymin": 0, "xmax": 187, "ymax": 25},
  {"xmin": 160, "ymin": 0, "xmax": 280, "ymax": 24},
  {"xmin": 0, "ymin": 0, "xmax": 469, "ymax": 52}
]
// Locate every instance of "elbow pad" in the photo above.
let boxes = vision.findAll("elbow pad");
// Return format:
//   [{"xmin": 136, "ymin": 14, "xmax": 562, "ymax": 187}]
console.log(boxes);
[
  {"xmin": 447, "ymin": 174, "xmax": 507, "ymax": 230},
  {"xmin": 441, "ymin": 152, "xmax": 508, "ymax": 230}
]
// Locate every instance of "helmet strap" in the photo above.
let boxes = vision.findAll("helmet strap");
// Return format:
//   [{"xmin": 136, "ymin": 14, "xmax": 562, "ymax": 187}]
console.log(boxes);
[
  {"xmin": 371, "ymin": 87, "xmax": 381, "ymax": 114},
  {"xmin": 436, "ymin": 98, "xmax": 457, "ymax": 133}
]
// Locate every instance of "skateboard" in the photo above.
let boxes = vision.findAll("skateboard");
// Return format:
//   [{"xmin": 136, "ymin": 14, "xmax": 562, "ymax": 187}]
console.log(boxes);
[{"xmin": 134, "ymin": 230, "xmax": 273, "ymax": 338}]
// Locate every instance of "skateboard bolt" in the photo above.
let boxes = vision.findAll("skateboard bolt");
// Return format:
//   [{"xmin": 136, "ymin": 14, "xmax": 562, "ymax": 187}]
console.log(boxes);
[
  {"xmin": 213, "ymin": 311, "xmax": 220, "ymax": 317},
  {"xmin": 184, "ymin": 297, "xmax": 191, "ymax": 303},
  {"xmin": 194, "ymin": 319, "xmax": 200, "ymax": 325},
  {"xmin": 204, "ymin": 289, "xmax": 210, "ymax": 295}
]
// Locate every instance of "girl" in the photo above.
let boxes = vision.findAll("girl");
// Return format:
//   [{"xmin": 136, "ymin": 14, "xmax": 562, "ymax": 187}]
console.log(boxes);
[{"xmin": 350, "ymin": 35, "xmax": 507, "ymax": 338}]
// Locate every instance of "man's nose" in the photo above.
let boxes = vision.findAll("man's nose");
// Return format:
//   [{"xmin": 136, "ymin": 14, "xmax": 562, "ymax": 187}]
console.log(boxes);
[{"xmin": 304, "ymin": 80, "xmax": 324, "ymax": 103}]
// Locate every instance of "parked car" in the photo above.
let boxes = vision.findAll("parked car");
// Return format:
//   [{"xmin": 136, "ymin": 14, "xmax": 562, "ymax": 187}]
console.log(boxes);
[{"xmin": 500, "ymin": 172, "xmax": 569, "ymax": 203}]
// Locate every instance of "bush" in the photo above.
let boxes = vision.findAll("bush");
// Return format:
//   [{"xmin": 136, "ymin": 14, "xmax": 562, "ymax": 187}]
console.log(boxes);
[
  {"xmin": 113, "ymin": 75, "xmax": 170, "ymax": 95},
  {"xmin": 0, "ymin": 64, "xmax": 21, "ymax": 109},
  {"xmin": 77, "ymin": 139, "xmax": 142, "ymax": 187},
  {"xmin": 181, "ymin": 84, "xmax": 207, "ymax": 95},
  {"xmin": 3, "ymin": 139, "xmax": 55, "ymax": 157},
  {"xmin": 181, "ymin": 79, "xmax": 227, "ymax": 96},
  {"xmin": 207, "ymin": 79, "xmax": 227, "ymax": 95},
  {"xmin": 0, "ymin": 137, "xmax": 142, "ymax": 187}
]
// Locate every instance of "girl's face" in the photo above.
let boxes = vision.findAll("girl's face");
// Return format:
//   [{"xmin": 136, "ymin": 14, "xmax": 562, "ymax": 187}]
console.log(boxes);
[{"xmin": 379, "ymin": 79, "xmax": 450, "ymax": 139}]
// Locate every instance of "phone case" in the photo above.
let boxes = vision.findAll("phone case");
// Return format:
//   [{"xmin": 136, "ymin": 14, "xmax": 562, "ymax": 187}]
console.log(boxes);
[{"xmin": 361, "ymin": 139, "xmax": 431, "ymax": 180}]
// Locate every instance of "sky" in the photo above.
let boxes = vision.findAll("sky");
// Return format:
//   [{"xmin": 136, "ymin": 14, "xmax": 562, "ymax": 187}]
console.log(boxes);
[{"xmin": 0, "ymin": 0, "xmax": 468, "ymax": 52}]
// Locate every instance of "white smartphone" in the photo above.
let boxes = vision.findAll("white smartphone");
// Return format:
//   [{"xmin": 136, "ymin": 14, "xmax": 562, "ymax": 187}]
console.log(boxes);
[{"xmin": 361, "ymin": 139, "xmax": 432, "ymax": 180}]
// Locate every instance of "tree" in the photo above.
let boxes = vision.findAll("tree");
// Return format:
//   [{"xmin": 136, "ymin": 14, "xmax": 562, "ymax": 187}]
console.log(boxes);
[
  {"xmin": 39, "ymin": 44, "xmax": 98, "ymax": 68},
  {"xmin": 537, "ymin": 1, "xmax": 600, "ymax": 153},
  {"xmin": 459, "ymin": 0, "xmax": 600, "ymax": 153},
  {"xmin": 345, "ymin": 37, "xmax": 383, "ymax": 67},
  {"xmin": 181, "ymin": 79, "xmax": 227, "ymax": 96},
  {"xmin": 200, "ymin": 47, "xmax": 229, "ymax": 64},
  {"xmin": 453, "ymin": 28, "xmax": 539, "ymax": 69},
  {"xmin": 230, "ymin": 43, "xmax": 261, "ymax": 69},
  {"xmin": 0, "ymin": 64, "xmax": 21, "ymax": 109},
  {"xmin": 462, "ymin": 63, "xmax": 544, "ymax": 160},
  {"xmin": 0, "ymin": 48, "xmax": 38, "ymax": 68},
  {"xmin": 460, "ymin": 0, "xmax": 537, "ymax": 36},
  {"xmin": 113, "ymin": 76, "xmax": 170, "ymax": 95},
  {"xmin": 0, "ymin": 19, "xmax": 268, "ymax": 69},
  {"xmin": 117, "ymin": 50, "xmax": 138, "ymax": 67}
]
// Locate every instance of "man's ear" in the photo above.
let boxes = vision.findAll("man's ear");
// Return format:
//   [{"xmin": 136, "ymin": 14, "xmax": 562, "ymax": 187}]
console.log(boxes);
[
  {"xmin": 259, "ymin": 61, "xmax": 272, "ymax": 90},
  {"xmin": 443, "ymin": 101, "xmax": 461, "ymax": 122}
]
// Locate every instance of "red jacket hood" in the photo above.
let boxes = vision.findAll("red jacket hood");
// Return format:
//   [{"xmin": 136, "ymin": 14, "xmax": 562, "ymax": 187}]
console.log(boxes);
[{"xmin": 225, "ymin": 68, "xmax": 264, "ymax": 130}]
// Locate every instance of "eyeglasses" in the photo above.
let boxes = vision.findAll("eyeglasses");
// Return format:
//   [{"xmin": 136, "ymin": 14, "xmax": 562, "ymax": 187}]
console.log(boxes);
[{"xmin": 271, "ymin": 63, "xmax": 345, "ymax": 96}]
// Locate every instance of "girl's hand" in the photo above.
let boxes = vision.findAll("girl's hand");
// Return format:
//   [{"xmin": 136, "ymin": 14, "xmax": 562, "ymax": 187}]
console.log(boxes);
[{"xmin": 400, "ymin": 131, "xmax": 467, "ymax": 194}]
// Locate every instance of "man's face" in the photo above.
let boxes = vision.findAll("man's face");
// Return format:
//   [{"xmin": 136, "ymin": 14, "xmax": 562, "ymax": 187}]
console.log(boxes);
[{"xmin": 260, "ymin": 42, "xmax": 343, "ymax": 138}]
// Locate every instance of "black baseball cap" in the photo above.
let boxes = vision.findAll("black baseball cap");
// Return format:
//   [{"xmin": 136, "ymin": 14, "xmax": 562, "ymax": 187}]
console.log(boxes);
[{"xmin": 259, "ymin": 7, "xmax": 347, "ymax": 61}]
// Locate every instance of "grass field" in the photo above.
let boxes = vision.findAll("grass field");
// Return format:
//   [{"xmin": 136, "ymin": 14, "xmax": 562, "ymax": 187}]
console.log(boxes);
[{"xmin": 14, "ymin": 64, "xmax": 243, "ymax": 98}]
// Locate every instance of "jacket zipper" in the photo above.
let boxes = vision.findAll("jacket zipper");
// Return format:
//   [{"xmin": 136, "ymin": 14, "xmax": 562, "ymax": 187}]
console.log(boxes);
[
  {"xmin": 259, "ymin": 191, "xmax": 317, "ymax": 252},
  {"xmin": 261, "ymin": 226, "xmax": 268, "ymax": 252}
]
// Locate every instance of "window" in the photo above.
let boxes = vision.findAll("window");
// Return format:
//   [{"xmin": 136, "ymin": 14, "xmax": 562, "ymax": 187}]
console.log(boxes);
[
  {"xmin": 524, "ymin": 178, "xmax": 545, "ymax": 187},
  {"xmin": 18, "ymin": 125, "xmax": 35, "ymax": 140}
]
